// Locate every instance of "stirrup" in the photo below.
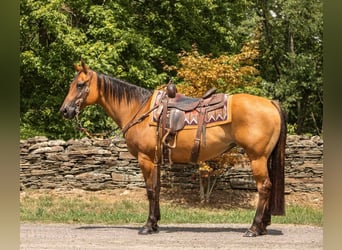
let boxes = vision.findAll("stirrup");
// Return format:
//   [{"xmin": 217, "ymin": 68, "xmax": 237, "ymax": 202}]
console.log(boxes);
[{"xmin": 161, "ymin": 129, "xmax": 177, "ymax": 149}]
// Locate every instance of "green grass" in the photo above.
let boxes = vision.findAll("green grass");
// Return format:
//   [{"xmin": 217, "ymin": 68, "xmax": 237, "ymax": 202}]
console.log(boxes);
[{"xmin": 20, "ymin": 194, "xmax": 323, "ymax": 226}]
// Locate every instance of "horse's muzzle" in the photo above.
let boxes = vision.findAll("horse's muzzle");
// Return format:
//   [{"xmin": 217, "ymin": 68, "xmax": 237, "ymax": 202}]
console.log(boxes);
[{"xmin": 59, "ymin": 104, "xmax": 76, "ymax": 119}]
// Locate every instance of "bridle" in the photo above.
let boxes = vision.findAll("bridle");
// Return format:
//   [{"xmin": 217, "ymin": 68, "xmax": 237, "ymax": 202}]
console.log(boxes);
[{"xmin": 74, "ymin": 71, "xmax": 94, "ymax": 138}]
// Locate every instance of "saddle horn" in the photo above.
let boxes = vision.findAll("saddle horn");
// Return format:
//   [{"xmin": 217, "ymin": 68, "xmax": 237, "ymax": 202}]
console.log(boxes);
[{"xmin": 166, "ymin": 78, "xmax": 177, "ymax": 98}]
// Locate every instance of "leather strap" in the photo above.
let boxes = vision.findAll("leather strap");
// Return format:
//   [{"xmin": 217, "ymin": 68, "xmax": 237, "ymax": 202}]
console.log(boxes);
[
  {"xmin": 121, "ymin": 97, "xmax": 157, "ymax": 137},
  {"xmin": 190, "ymin": 107, "xmax": 206, "ymax": 163}
]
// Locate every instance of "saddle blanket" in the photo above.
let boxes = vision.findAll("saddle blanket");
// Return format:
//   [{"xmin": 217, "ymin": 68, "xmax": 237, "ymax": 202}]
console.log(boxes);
[{"xmin": 149, "ymin": 90, "xmax": 232, "ymax": 129}]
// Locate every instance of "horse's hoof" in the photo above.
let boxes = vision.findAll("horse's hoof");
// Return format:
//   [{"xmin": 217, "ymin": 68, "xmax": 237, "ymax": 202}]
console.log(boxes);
[
  {"xmin": 243, "ymin": 229, "xmax": 257, "ymax": 237},
  {"xmin": 138, "ymin": 227, "xmax": 153, "ymax": 235},
  {"xmin": 152, "ymin": 224, "xmax": 159, "ymax": 232},
  {"xmin": 259, "ymin": 229, "xmax": 267, "ymax": 235},
  {"xmin": 138, "ymin": 225, "xmax": 159, "ymax": 235}
]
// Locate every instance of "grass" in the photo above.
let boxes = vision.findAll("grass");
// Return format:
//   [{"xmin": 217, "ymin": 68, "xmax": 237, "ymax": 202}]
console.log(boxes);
[{"xmin": 20, "ymin": 193, "xmax": 323, "ymax": 226}]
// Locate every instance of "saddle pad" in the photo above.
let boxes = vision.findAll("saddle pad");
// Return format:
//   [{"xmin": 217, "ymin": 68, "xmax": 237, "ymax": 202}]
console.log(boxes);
[{"xmin": 149, "ymin": 90, "xmax": 232, "ymax": 129}]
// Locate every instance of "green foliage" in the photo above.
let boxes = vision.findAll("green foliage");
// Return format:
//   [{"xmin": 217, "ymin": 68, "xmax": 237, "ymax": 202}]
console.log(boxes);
[
  {"xmin": 77, "ymin": 105, "xmax": 120, "ymax": 138},
  {"xmin": 20, "ymin": 0, "xmax": 169, "ymax": 139},
  {"xmin": 273, "ymin": 53, "xmax": 322, "ymax": 134},
  {"xmin": 20, "ymin": 0, "xmax": 322, "ymax": 139},
  {"xmin": 257, "ymin": 0, "xmax": 323, "ymax": 134},
  {"xmin": 166, "ymin": 38, "xmax": 263, "ymax": 97}
]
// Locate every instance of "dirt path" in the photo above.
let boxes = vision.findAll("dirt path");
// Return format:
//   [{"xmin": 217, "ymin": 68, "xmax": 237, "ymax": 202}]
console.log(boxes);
[{"xmin": 20, "ymin": 223, "xmax": 322, "ymax": 250}]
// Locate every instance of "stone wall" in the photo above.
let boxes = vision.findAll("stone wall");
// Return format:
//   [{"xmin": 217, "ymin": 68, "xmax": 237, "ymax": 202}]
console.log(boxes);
[{"xmin": 20, "ymin": 135, "xmax": 323, "ymax": 194}]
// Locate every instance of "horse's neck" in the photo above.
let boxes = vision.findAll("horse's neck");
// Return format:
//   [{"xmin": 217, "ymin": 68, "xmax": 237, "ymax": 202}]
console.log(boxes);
[
  {"xmin": 94, "ymin": 72, "xmax": 151, "ymax": 130},
  {"xmin": 98, "ymin": 97, "xmax": 141, "ymax": 129}
]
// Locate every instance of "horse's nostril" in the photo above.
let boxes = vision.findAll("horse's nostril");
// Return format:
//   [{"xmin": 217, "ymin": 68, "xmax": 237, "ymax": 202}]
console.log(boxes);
[
  {"xmin": 59, "ymin": 105, "xmax": 76, "ymax": 119},
  {"xmin": 59, "ymin": 106, "xmax": 69, "ymax": 117}
]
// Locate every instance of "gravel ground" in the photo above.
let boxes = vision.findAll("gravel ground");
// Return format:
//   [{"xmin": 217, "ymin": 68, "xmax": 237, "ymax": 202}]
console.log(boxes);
[{"xmin": 20, "ymin": 223, "xmax": 322, "ymax": 250}]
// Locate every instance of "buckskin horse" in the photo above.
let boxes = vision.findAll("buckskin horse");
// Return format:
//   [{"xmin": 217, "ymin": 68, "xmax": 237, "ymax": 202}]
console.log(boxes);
[{"xmin": 60, "ymin": 61, "xmax": 287, "ymax": 237}]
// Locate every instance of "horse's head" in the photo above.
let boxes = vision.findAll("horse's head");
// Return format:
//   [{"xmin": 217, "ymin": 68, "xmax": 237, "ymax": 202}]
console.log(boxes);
[{"xmin": 59, "ymin": 61, "xmax": 98, "ymax": 119}]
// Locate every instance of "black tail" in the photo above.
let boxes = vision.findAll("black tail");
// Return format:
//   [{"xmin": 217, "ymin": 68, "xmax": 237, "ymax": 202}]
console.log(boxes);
[{"xmin": 269, "ymin": 101, "xmax": 287, "ymax": 215}]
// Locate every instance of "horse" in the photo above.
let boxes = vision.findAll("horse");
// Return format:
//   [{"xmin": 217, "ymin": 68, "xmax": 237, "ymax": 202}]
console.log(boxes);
[{"xmin": 59, "ymin": 61, "xmax": 287, "ymax": 237}]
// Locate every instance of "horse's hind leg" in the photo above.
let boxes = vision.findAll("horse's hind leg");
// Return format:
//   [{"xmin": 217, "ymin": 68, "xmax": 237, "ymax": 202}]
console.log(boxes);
[{"xmin": 244, "ymin": 157, "xmax": 272, "ymax": 237}]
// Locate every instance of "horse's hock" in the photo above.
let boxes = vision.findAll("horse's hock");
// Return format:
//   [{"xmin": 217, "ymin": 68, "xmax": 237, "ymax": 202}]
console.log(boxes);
[{"xmin": 20, "ymin": 135, "xmax": 323, "ymax": 194}]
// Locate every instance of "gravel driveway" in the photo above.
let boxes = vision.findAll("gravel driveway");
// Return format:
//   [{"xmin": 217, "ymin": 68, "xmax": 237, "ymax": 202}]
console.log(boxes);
[{"xmin": 20, "ymin": 223, "xmax": 322, "ymax": 250}]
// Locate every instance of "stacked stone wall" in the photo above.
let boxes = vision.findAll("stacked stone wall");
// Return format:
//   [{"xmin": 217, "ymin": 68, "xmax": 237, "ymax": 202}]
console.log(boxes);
[{"xmin": 20, "ymin": 135, "xmax": 323, "ymax": 194}]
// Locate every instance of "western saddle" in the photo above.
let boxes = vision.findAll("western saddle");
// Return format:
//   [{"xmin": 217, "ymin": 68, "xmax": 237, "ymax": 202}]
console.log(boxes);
[{"xmin": 156, "ymin": 82, "xmax": 226, "ymax": 164}]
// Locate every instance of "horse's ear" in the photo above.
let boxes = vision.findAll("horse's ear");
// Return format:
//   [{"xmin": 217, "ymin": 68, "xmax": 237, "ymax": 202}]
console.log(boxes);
[{"xmin": 81, "ymin": 60, "xmax": 88, "ymax": 74}]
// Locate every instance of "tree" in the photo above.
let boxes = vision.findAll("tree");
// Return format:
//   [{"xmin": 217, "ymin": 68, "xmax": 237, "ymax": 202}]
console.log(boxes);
[
  {"xmin": 20, "ymin": 0, "xmax": 322, "ymax": 138},
  {"xmin": 20, "ymin": 0, "xmax": 168, "ymax": 139},
  {"xmin": 20, "ymin": 0, "xmax": 259, "ymax": 139},
  {"xmin": 256, "ymin": 0, "xmax": 323, "ymax": 134},
  {"xmin": 165, "ymin": 35, "xmax": 265, "ymax": 97},
  {"xmin": 20, "ymin": 0, "xmax": 86, "ymax": 138}
]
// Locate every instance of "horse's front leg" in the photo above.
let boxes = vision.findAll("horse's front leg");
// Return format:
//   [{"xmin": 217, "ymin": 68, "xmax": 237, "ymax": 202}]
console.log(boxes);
[{"xmin": 138, "ymin": 156, "xmax": 161, "ymax": 235}]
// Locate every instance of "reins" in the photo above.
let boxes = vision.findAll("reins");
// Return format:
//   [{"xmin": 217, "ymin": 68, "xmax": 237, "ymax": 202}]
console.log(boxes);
[
  {"xmin": 121, "ymin": 95, "xmax": 158, "ymax": 137},
  {"xmin": 75, "ymin": 109, "xmax": 93, "ymax": 138}
]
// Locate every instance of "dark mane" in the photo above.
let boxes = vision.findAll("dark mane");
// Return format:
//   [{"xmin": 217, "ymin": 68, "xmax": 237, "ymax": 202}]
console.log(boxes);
[{"xmin": 96, "ymin": 72, "xmax": 152, "ymax": 104}]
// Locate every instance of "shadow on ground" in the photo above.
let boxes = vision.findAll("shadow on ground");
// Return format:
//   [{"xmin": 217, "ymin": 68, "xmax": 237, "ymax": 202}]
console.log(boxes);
[{"xmin": 76, "ymin": 225, "xmax": 283, "ymax": 236}]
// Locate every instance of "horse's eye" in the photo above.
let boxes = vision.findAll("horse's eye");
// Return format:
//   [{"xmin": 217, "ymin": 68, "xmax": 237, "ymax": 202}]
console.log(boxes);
[{"xmin": 76, "ymin": 82, "xmax": 84, "ymax": 89}]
